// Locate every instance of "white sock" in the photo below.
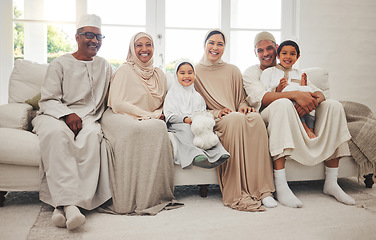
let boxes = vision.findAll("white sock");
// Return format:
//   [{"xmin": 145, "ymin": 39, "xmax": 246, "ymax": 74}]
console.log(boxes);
[
  {"xmin": 262, "ymin": 196, "xmax": 278, "ymax": 208},
  {"xmin": 323, "ymin": 166, "xmax": 356, "ymax": 205},
  {"xmin": 64, "ymin": 205, "xmax": 85, "ymax": 230},
  {"xmin": 274, "ymin": 169, "xmax": 303, "ymax": 208},
  {"xmin": 51, "ymin": 208, "xmax": 66, "ymax": 228}
]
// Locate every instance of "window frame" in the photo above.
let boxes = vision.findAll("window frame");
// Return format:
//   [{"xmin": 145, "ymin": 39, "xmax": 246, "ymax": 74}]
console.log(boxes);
[{"xmin": 0, "ymin": 0, "xmax": 297, "ymax": 104}]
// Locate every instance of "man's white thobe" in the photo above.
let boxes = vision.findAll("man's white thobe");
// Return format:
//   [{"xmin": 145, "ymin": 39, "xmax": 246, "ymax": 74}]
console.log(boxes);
[{"xmin": 33, "ymin": 54, "xmax": 113, "ymax": 210}]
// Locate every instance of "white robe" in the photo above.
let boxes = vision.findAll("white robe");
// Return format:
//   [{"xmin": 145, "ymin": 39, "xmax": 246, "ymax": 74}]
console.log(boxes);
[
  {"xmin": 163, "ymin": 61, "xmax": 229, "ymax": 168},
  {"xmin": 260, "ymin": 66, "xmax": 316, "ymax": 124},
  {"xmin": 260, "ymin": 66, "xmax": 315, "ymax": 94},
  {"xmin": 32, "ymin": 54, "xmax": 113, "ymax": 210},
  {"xmin": 243, "ymin": 64, "xmax": 351, "ymax": 165}
]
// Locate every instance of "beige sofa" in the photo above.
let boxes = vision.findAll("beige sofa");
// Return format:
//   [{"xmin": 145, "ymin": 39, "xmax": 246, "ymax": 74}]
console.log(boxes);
[{"xmin": 0, "ymin": 59, "xmax": 360, "ymax": 206}]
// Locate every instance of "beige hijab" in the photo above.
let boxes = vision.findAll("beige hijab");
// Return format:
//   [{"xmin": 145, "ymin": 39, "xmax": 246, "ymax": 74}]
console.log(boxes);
[
  {"xmin": 195, "ymin": 29, "xmax": 248, "ymax": 117},
  {"xmin": 126, "ymin": 32, "xmax": 155, "ymax": 80},
  {"xmin": 199, "ymin": 29, "xmax": 226, "ymax": 67},
  {"xmin": 108, "ymin": 32, "xmax": 166, "ymax": 119}
]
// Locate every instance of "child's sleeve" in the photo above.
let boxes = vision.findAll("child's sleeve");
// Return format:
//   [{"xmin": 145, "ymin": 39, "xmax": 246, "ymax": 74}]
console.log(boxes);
[{"xmin": 167, "ymin": 115, "xmax": 186, "ymax": 124}]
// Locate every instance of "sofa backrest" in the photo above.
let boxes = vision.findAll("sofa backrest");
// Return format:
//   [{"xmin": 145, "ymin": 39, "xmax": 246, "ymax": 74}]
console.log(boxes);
[
  {"xmin": 166, "ymin": 67, "xmax": 330, "ymax": 99},
  {"xmin": 8, "ymin": 60, "xmax": 330, "ymax": 103},
  {"xmin": 8, "ymin": 59, "xmax": 48, "ymax": 104},
  {"xmin": 304, "ymin": 67, "xmax": 330, "ymax": 99}
]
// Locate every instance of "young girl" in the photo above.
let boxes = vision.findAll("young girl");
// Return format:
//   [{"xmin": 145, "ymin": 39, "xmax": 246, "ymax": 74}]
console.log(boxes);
[
  {"xmin": 260, "ymin": 40, "xmax": 317, "ymax": 139},
  {"xmin": 163, "ymin": 60, "xmax": 230, "ymax": 169}
]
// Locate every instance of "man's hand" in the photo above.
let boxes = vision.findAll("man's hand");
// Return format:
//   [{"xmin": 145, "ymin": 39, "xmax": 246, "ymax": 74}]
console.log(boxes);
[
  {"xmin": 63, "ymin": 113, "xmax": 82, "ymax": 137},
  {"xmin": 293, "ymin": 91, "xmax": 319, "ymax": 117}
]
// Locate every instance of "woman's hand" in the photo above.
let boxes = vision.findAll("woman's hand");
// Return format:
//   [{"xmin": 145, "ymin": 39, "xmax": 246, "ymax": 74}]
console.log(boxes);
[
  {"xmin": 218, "ymin": 107, "xmax": 232, "ymax": 119},
  {"xmin": 183, "ymin": 117, "xmax": 192, "ymax": 125},
  {"xmin": 239, "ymin": 106, "xmax": 255, "ymax": 115}
]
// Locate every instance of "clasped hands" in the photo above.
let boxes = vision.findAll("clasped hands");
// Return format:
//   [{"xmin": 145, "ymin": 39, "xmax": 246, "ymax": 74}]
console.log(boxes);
[
  {"xmin": 63, "ymin": 113, "xmax": 82, "ymax": 137},
  {"xmin": 218, "ymin": 106, "xmax": 255, "ymax": 119},
  {"xmin": 276, "ymin": 74, "xmax": 321, "ymax": 117},
  {"xmin": 294, "ymin": 91, "xmax": 320, "ymax": 117}
]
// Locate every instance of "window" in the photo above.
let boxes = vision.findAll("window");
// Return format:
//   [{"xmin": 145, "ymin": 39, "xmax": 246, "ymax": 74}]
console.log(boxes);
[
  {"xmin": 164, "ymin": 0, "xmax": 221, "ymax": 73},
  {"xmin": 11, "ymin": 0, "xmax": 293, "ymax": 70},
  {"xmin": 87, "ymin": 0, "xmax": 146, "ymax": 68},
  {"xmin": 229, "ymin": 0, "xmax": 282, "ymax": 71},
  {"xmin": 13, "ymin": 0, "xmax": 77, "ymax": 63}
]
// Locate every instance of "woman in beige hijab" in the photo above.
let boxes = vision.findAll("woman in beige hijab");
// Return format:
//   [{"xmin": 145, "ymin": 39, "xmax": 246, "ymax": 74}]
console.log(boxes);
[
  {"xmin": 100, "ymin": 32, "xmax": 181, "ymax": 215},
  {"xmin": 194, "ymin": 29, "xmax": 276, "ymax": 211}
]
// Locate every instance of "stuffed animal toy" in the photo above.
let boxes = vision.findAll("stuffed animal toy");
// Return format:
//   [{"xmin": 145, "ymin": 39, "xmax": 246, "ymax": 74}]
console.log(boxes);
[{"xmin": 191, "ymin": 111, "xmax": 219, "ymax": 150}]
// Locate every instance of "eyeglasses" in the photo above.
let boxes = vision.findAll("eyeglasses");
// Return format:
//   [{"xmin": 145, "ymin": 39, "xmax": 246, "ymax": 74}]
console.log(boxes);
[{"xmin": 78, "ymin": 32, "xmax": 105, "ymax": 41}]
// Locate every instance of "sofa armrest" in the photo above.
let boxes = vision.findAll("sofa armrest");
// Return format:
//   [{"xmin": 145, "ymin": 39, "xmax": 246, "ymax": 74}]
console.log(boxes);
[{"xmin": 0, "ymin": 103, "xmax": 34, "ymax": 131}]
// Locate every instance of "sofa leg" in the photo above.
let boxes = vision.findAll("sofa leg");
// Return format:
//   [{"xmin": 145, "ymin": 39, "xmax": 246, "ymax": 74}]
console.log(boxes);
[
  {"xmin": 0, "ymin": 191, "xmax": 7, "ymax": 207},
  {"xmin": 364, "ymin": 174, "xmax": 374, "ymax": 188},
  {"xmin": 199, "ymin": 184, "xmax": 209, "ymax": 198}
]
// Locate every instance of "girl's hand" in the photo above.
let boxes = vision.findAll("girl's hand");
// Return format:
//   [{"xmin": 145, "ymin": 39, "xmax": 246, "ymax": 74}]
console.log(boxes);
[
  {"xmin": 239, "ymin": 106, "xmax": 255, "ymax": 115},
  {"xmin": 218, "ymin": 107, "xmax": 232, "ymax": 119},
  {"xmin": 184, "ymin": 117, "xmax": 192, "ymax": 125}
]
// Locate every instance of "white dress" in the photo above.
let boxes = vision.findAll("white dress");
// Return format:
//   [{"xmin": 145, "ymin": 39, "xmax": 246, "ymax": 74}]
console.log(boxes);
[
  {"xmin": 32, "ymin": 54, "xmax": 113, "ymax": 210},
  {"xmin": 163, "ymin": 61, "xmax": 229, "ymax": 168}
]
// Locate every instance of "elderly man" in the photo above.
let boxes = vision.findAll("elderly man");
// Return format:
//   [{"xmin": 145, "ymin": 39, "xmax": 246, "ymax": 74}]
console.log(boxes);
[
  {"xmin": 242, "ymin": 32, "xmax": 355, "ymax": 208},
  {"xmin": 32, "ymin": 14, "xmax": 112, "ymax": 230}
]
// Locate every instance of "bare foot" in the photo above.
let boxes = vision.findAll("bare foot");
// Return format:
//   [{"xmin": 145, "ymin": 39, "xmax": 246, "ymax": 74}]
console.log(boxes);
[
  {"xmin": 301, "ymin": 73, "xmax": 307, "ymax": 86},
  {"xmin": 302, "ymin": 122, "xmax": 316, "ymax": 139}
]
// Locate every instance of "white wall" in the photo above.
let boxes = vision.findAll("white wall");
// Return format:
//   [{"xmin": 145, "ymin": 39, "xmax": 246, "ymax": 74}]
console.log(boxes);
[{"xmin": 298, "ymin": 0, "xmax": 376, "ymax": 114}]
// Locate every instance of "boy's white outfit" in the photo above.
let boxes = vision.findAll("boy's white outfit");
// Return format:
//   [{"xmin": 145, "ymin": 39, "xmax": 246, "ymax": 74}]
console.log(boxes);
[{"xmin": 260, "ymin": 65, "xmax": 315, "ymax": 129}]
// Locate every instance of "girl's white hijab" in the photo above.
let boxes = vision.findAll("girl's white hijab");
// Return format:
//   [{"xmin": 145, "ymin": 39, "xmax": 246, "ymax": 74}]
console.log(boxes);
[
  {"xmin": 126, "ymin": 32, "xmax": 155, "ymax": 80},
  {"xmin": 164, "ymin": 59, "xmax": 206, "ymax": 122},
  {"xmin": 199, "ymin": 29, "xmax": 227, "ymax": 67}
]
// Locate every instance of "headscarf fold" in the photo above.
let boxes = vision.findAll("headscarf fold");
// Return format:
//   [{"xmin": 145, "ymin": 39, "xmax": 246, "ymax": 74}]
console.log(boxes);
[
  {"xmin": 164, "ymin": 59, "xmax": 206, "ymax": 122},
  {"xmin": 199, "ymin": 29, "xmax": 226, "ymax": 67}
]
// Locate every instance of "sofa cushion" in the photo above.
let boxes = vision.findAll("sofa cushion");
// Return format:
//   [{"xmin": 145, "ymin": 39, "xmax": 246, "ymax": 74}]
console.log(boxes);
[
  {"xmin": 25, "ymin": 92, "xmax": 41, "ymax": 110},
  {"xmin": 303, "ymin": 67, "xmax": 330, "ymax": 99},
  {"xmin": 8, "ymin": 59, "xmax": 47, "ymax": 103},
  {"xmin": 0, "ymin": 128, "xmax": 40, "ymax": 167},
  {"xmin": 0, "ymin": 103, "xmax": 34, "ymax": 130}
]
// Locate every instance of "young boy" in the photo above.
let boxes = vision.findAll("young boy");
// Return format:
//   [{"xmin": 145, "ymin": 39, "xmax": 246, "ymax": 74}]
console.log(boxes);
[{"xmin": 260, "ymin": 40, "xmax": 316, "ymax": 139}]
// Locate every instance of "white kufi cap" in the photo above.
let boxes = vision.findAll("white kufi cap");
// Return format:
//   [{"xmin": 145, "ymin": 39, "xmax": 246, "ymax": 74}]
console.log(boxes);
[{"xmin": 76, "ymin": 14, "xmax": 102, "ymax": 30}]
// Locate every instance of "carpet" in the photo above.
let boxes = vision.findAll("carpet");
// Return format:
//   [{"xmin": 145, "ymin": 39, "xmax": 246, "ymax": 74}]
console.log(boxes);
[{"xmin": 26, "ymin": 179, "xmax": 376, "ymax": 240}]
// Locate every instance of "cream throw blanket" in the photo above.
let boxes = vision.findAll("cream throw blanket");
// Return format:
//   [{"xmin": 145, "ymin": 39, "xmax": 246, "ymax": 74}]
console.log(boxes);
[{"xmin": 341, "ymin": 101, "xmax": 376, "ymax": 176}]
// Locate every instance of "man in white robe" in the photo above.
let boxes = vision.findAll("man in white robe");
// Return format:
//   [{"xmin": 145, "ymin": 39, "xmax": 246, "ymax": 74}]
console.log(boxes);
[
  {"xmin": 32, "ymin": 14, "xmax": 112, "ymax": 230},
  {"xmin": 242, "ymin": 32, "xmax": 355, "ymax": 208}
]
